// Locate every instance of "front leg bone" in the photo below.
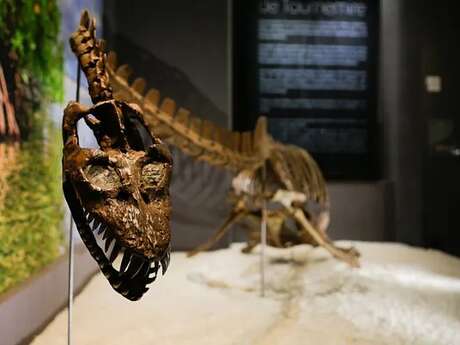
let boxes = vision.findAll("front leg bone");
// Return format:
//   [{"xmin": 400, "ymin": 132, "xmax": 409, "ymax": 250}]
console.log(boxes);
[{"xmin": 288, "ymin": 206, "xmax": 360, "ymax": 267}]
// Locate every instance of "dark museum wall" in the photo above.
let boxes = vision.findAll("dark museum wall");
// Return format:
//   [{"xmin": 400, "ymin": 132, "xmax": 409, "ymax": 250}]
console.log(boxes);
[
  {"xmin": 402, "ymin": 0, "xmax": 460, "ymax": 255},
  {"xmin": 103, "ymin": 1, "xmax": 458, "ymax": 253},
  {"xmin": 382, "ymin": 0, "xmax": 426, "ymax": 246},
  {"xmin": 103, "ymin": 1, "xmax": 229, "ymax": 126},
  {"xmin": 382, "ymin": 0, "xmax": 460, "ymax": 256},
  {"xmin": 103, "ymin": 1, "xmax": 233, "ymax": 250},
  {"xmin": 380, "ymin": 0, "xmax": 413, "ymax": 244}
]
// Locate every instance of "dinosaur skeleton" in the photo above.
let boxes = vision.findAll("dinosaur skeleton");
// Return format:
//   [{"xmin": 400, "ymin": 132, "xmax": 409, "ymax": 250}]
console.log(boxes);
[
  {"xmin": 62, "ymin": 12, "xmax": 172, "ymax": 301},
  {"xmin": 105, "ymin": 40, "xmax": 360, "ymax": 267}
]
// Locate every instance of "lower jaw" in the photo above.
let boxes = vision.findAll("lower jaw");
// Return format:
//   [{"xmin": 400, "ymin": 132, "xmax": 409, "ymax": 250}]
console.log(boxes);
[{"xmin": 63, "ymin": 181, "xmax": 170, "ymax": 301}]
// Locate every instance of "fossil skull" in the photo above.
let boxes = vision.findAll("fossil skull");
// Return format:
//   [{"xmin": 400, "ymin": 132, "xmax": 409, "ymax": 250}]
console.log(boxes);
[{"xmin": 63, "ymin": 99, "xmax": 172, "ymax": 300}]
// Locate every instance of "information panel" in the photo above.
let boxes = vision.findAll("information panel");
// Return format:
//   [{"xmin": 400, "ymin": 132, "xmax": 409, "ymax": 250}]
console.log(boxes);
[{"xmin": 233, "ymin": 0, "xmax": 379, "ymax": 178}]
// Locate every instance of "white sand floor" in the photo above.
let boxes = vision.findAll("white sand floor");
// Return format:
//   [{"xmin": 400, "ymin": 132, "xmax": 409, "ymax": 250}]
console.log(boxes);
[{"xmin": 31, "ymin": 242, "xmax": 460, "ymax": 345}]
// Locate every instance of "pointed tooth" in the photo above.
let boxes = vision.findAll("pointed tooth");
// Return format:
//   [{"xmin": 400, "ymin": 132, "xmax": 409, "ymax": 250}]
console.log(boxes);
[
  {"xmin": 102, "ymin": 229, "xmax": 111, "ymax": 240},
  {"xmin": 120, "ymin": 251, "xmax": 131, "ymax": 273},
  {"xmin": 125, "ymin": 256, "xmax": 143, "ymax": 278},
  {"xmin": 159, "ymin": 249, "xmax": 171, "ymax": 275},
  {"xmin": 149, "ymin": 261, "xmax": 159, "ymax": 275},
  {"xmin": 161, "ymin": 257, "xmax": 169, "ymax": 275},
  {"xmin": 116, "ymin": 281, "xmax": 130, "ymax": 295},
  {"xmin": 165, "ymin": 251, "xmax": 170, "ymax": 266},
  {"xmin": 130, "ymin": 259, "xmax": 147, "ymax": 279},
  {"xmin": 147, "ymin": 262, "xmax": 159, "ymax": 282},
  {"xmin": 92, "ymin": 219, "xmax": 101, "ymax": 231},
  {"xmin": 105, "ymin": 236, "xmax": 114, "ymax": 252},
  {"xmin": 146, "ymin": 276, "xmax": 157, "ymax": 284},
  {"xmin": 98, "ymin": 224, "xmax": 107, "ymax": 235},
  {"xmin": 92, "ymin": 224, "xmax": 100, "ymax": 233},
  {"xmin": 103, "ymin": 270, "xmax": 112, "ymax": 279},
  {"xmin": 140, "ymin": 260, "xmax": 150, "ymax": 278},
  {"xmin": 115, "ymin": 280, "xmax": 128, "ymax": 293},
  {"xmin": 112, "ymin": 278, "xmax": 123, "ymax": 289},
  {"xmin": 109, "ymin": 243, "xmax": 121, "ymax": 263},
  {"xmin": 137, "ymin": 260, "xmax": 149, "ymax": 278},
  {"xmin": 127, "ymin": 293, "xmax": 140, "ymax": 301},
  {"xmin": 87, "ymin": 213, "xmax": 95, "ymax": 224}
]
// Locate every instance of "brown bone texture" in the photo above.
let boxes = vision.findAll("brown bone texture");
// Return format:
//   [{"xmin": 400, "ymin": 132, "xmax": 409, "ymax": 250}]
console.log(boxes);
[{"xmin": 63, "ymin": 10, "xmax": 173, "ymax": 301}]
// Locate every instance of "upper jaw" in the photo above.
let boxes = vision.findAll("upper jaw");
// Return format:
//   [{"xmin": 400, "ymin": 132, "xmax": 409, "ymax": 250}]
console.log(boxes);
[
  {"xmin": 85, "ymin": 208, "xmax": 171, "ymax": 271},
  {"xmin": 87, "ymin": 208, "xmax": 171, "ymax": 300}
]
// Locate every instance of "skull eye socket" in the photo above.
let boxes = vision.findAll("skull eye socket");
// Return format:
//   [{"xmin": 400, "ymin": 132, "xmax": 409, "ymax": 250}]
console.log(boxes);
[
  {"xmin": 84, "ymin": 164, "xmax": 122, "ymax": 191},
  {"xmin": 141, "ymin": 163, "xmax": 169, "ymax": 191}
]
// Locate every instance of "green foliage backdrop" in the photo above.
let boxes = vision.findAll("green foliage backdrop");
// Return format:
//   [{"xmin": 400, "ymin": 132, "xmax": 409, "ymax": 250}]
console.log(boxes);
[
  {"xmin": 0, "ymin": 119, "xmax": 63, "ymax": 294},
  {"xmin": 0, "ymin": 0, "xmax": 64, "ymax": 295},
  {"xmin": 0, "ymin": 0, "xmax": 63, "ymax": 102}
]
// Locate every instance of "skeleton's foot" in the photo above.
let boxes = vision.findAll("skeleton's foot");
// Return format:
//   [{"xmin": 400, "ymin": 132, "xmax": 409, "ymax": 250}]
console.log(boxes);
[
  {"xmin": 327, "ymin": 243, "xmax": 361, "ymax": 267},
  {"xmin": 241, "ymin": 242, "xmax": 257, "ymax": 254},
  {"xmin": 187, "ymin": 244, "xmax": 212, "ymax": 258},
  {"xmin": 290, "ymin": 208, "xmax": 360, "ymax": 267}
]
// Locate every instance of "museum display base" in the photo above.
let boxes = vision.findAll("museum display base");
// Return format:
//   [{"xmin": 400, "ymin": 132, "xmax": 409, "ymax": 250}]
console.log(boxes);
[
  {"xmin": 0, "ymin": 244, "xmax": 97, "ymax": 345},
  {"xmin": 30, "ymin": 242, "xmax": 460, "ymax": 345}
]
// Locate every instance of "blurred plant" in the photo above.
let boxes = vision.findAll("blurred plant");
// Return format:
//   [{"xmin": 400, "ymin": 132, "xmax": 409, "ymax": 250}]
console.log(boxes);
[
  {"xmin": 0, "ymin": 0, "xmax": 64, "ymax": 295},
  {"xmin": 0, "ymin": 115, "xmax": 63, "ymax": 295},
  {"xmin": 0, "ymin": 0, "xmax": 63, "ymax": 138},
  {"xmin": 0, "ymin": 64, "xmax": 20, "ymax": 139}
]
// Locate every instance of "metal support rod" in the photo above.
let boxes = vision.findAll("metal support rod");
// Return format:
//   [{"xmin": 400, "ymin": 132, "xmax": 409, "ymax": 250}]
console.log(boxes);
[
  {"xmin": 67, "ymin": 218, "xmax": 74, "ymax": 345},
  {"xmin": 227, "ymin": 0, "xmax": 235, "ymax": 246},
  {"xmin": 67, "ymin": 63, "xmax": 81, "ymax": 345},
  {"xmin": 260, "ymin": 161, "xmax": 267, "ymax": 297}
]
